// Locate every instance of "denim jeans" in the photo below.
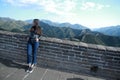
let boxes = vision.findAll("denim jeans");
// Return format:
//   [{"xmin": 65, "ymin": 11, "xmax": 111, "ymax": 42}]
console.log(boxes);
[{"xmin": 27, "ymin": 41, "xmax": 39, "ymax": 64}]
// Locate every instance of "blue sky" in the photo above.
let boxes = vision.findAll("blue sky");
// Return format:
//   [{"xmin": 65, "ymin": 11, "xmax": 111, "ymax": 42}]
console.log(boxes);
[{"xmin": 0, "ymin": 0, "xmax": 120, "ymax": 29}]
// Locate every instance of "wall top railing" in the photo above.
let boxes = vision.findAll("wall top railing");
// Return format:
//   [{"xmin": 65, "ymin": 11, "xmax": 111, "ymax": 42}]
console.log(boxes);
[{"xmin": 0, "ymin": 30, "xmax": 120, "ymax": 52}]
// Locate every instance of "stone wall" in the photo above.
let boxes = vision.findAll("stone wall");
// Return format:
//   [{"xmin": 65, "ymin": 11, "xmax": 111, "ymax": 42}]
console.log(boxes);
[{"xmin": 0, "ymin": 31, "xmax": 120, "ymax": 80}]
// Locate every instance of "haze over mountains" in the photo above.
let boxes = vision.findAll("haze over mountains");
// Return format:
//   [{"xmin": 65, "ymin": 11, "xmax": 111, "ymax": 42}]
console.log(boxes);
[
  {"xmin": 0, "ymin": 17, "xmax": 120, "ymax": 47},
  {"xmin": 94, "ymin": 25, "xmax": 120, "ymax": 37}
]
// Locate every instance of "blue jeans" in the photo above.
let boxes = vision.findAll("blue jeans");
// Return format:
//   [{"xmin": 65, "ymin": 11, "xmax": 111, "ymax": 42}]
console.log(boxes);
[{"xmin": 27, "ymin": 41, "xmax": 39, "ymax": 64}]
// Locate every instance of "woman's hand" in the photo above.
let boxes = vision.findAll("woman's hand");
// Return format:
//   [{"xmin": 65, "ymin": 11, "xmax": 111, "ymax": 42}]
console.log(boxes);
[{"xmin": 36, "ymin": 38, "xmax": 39, "ymax": 42}]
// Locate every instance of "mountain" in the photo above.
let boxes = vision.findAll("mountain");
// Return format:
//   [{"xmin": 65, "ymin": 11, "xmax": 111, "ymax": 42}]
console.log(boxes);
[
  {"xmin": 22, "ymin": 22, "xmax": 120, "ymax": 47},
  {"xmin": 24, "ymin": 21, "xmax": 83, "ymax": 39},
  {"xmin": 26, "ymin": 19, "xmax": 89, "ymax": 30},
  {"xmin": 0, "ymin": 17, "xmax": 28, "ymax": 32},
  {"xmin": 94, "ymin": 25, "xmax": 120, "ymax": 37},
  {"xmin": 75, "ymin": 30, "xmax": 120, "ymax": 47},
  {"xmin": 0, "ymin": 17, "xmax": 15, "ymax": 21},
  {"xmin": 1, "ymin": 17, "xmax": 120, "ymax": 47}
]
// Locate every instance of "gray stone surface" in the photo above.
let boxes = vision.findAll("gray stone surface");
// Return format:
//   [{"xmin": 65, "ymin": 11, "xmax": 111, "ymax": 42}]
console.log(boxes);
[
  {"xmin": 114, "ymin": 47, "xmax": 120, "ymax": 52},
  {"xmin": 0, "ymin": 62, "xmax": 18, "ymax": 80},
  {"xmin": 25, "ymin": 67, "xmax": 46, "ymax": 80},
  {"xmin": 0, "ymin": 31, "xmax": 120, "ymax": 80},
  {"xmin": 106, "ymin": 46, "xmax": 117, "ymax": 51},
  {"xmin": 0, "ymin": 58, "xmax": 105, "ymax": 80},
  {"xmin": 96, "ymin": 45, "xmax": 106, "ymax": 50},
  {"xmin": 79, "ymin": 42, "xmax": 88, "ymax": 48}
]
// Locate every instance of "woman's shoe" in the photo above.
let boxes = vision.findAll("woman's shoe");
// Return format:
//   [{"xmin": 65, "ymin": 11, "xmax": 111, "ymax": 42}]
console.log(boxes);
[
  {"xmin": 29, "ymin": 67, "xmax": 33, "ymax": 73},
  {"xmin": 31, "ymin": 64, "xmax": 36, "ymax": 69},
  {"xmin": 26, "ymin": 66, "xmax": 30, "ymax": 73}
]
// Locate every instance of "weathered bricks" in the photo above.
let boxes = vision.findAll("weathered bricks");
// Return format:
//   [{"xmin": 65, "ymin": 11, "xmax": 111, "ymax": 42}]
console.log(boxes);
[{"xmin": 0, "ymin": 31, "xmax": 120, "ymax": 80}]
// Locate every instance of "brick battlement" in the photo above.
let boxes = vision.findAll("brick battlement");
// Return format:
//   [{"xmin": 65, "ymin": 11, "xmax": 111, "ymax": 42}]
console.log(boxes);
[{"xmin": 0, "ymin": 31, "xmax": 120, "ymax": 80}]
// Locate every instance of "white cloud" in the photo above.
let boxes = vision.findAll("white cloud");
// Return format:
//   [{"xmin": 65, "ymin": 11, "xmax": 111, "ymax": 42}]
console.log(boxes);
[
  {"xmin": 4, "ymin": 0, "xmax": 77, "ymax": 16},
  {"xmin": 5, "ymin": 0, "xmax": 39, "ymax": 6},
  {"xmin": 4, "ymin": 0, "xmax": 110, "ymax": 14},
  {"xmin": 81, "ymin": 2, "xmax": 95, "ymax": 10},
  {"xmin": 38, "ymin": 0, "xmax": 77, "ymax": 16},
  {"xmin": 81, "ymin": 1, "xmax": 110, "ymax": 11},
  {"xmin": 106, "ymin": 5, "xmax": 110, "ymax": 8},
  {"xmin": 96, "ymin": 4, "xmax": 110, "ymax": 10},
  {"xmin": 5, "ymin": 0, "xmax": 14, "ymax": 4},
  {"xmin": 97, "ymin": 4, "xmax": 104, "ymax": 10},
  {"xmin": 3, "ymin": 0, "xmax": 113, "ymax": 28}
]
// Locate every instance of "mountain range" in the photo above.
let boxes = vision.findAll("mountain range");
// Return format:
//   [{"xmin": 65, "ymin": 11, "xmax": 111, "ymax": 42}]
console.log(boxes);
[
  {"xmin": 0, "ymin": 17, "xmax": 27, "ymax": 32},
  {"xmin": 94, "ymin": 25, "xmax": 120, "ymax": 37},
  {"xmin": 0, "ymin": 17, "xmax": 120, "ymax": 47},
  {"xmin": 26, "ymin": 19, "xmax": 88, "ymax": 30}
]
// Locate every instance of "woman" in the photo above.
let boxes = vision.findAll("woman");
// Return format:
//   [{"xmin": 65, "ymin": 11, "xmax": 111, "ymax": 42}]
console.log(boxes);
[{"xmin": 26, "ymin": 19, "xmax": 42, "ymax": 73}]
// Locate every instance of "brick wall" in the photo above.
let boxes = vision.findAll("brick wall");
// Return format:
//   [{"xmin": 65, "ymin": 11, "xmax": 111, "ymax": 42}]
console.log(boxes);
[{"xmin": 0, "ymin": 31, "xmax": 120, "ymax": 80}]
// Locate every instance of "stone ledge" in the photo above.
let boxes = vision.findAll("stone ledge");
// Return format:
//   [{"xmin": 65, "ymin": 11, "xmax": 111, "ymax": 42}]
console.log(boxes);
[{"xmin": 0, "ymin": 30, "xmax": 120, "ymax": 52}]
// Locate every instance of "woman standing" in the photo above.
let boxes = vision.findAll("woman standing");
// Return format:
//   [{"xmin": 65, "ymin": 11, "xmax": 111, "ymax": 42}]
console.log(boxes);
[{"xmin": 26, "ymin": 19, "xmax": 42, "ymax": 73}]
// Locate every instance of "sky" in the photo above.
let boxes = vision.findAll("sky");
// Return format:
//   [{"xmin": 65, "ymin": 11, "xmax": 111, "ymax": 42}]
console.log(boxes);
[{"xmin": 0, "ymin": 0, "xmax": 120, "ymax": 29}]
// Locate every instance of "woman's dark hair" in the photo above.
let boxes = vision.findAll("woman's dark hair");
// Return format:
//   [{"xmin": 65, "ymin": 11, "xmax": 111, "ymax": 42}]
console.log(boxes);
[
  {"xmin": 30, "ymin": 19, "xmax": 42, "ymax": 35},
  {"xmin": 33, "ymin": 19, "xmax": 39, "ymax": 26}
]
